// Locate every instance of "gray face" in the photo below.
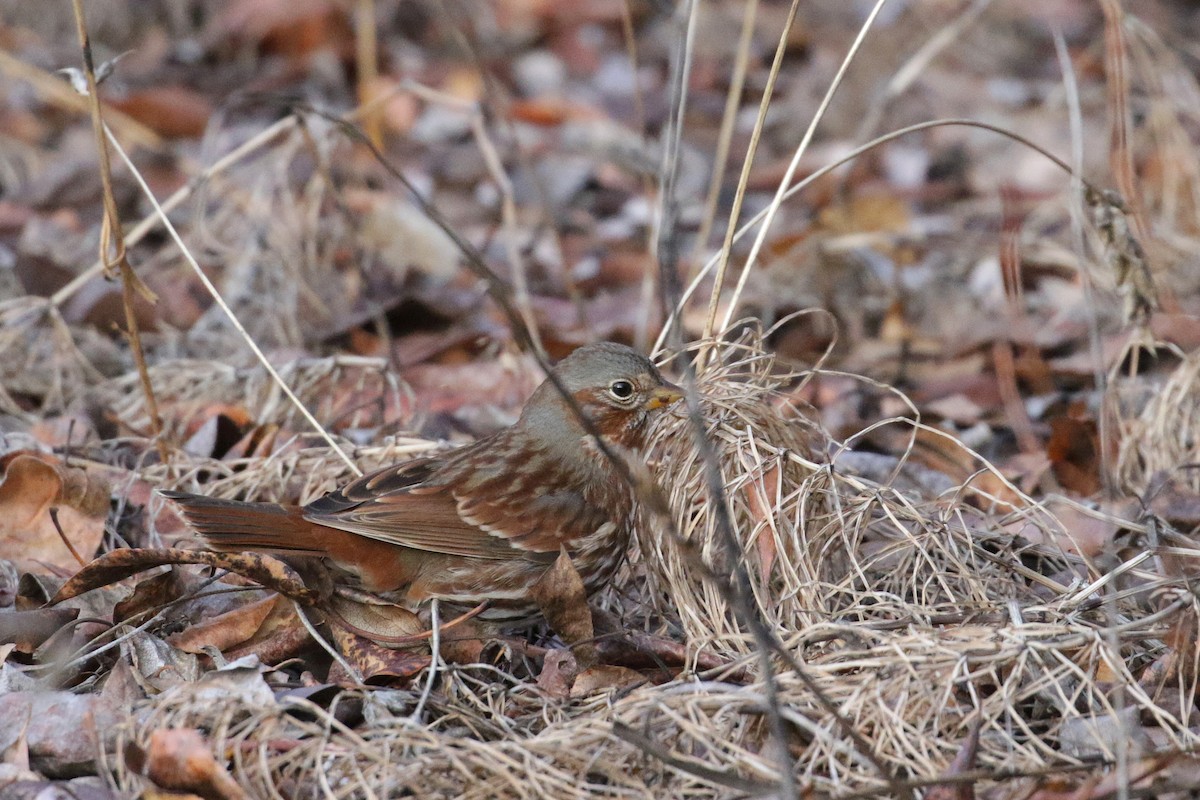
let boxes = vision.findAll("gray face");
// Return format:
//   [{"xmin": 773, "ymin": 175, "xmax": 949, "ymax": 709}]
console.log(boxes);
[
  {"xmin": 554, "ymin": 342, "xmax": 664, "ymax": 396},
  {"xmin": 517, "ymin": 342, "xmax": 676, "ymax": 445}
]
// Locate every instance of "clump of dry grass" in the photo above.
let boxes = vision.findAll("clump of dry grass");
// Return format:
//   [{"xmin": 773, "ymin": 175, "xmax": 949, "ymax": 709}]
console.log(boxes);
[
  {"xmin": 0, "ymin": 298, "xmax": 111, "ymax": 417},
  {"xmin": 93, "ymin": 354, "xmax": 415, "ymax": 444},
  {"xmin": 1114, "ymin": 347, "xmax": 1200, "ymax": 495},
  {"xmin": 639, "ymin": 328, "xmax": 1076, "ymax": 660}
]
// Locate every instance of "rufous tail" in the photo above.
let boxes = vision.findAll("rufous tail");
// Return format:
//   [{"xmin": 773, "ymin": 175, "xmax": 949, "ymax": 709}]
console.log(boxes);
[{"xmin": 161, "ymin": 490, "xmax": 326, "ymax": 556}]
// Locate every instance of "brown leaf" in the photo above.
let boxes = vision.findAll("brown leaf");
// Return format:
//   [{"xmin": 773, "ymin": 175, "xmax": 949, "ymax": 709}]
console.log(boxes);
[
  {"xmin": 0, "ymin": 452, "xmax": 109, "ymax": 573},
  {"xmin": 1046, "ymin": 412, "xmax": 1101, "ymax": 496},
  {"xmin": 328, "ymin": 625, "xmax": 431, "ymax": 685},
  {"xmin": 130, "ymin": 728, "xmax": 246, "ymax": 800},
  {"xmin": 51, "ymin": 548, "xmax": 321, "ymax": 606},
  {"xmin": 113, "ymin": 568, "xmax": 193, "ymax": 624},
  {"xmin": 106, "ymin": 86, "xmax": 213, "ymax": 139},
  {"xmin": 168, "ymin": 593, "xmax": 280, "ymax": 655},
  {"xmin": 326, "ymin": 595, "xmax": 423, "ymax": 643},
  {"xmin": 536, "ymin": 649, "xmax": 577, "ymax": 700},
  {"xmin": 0, "ymin": 691, "xmax": 125, "ymax": 775},
  {"xmin": 531, "ymin": 548, "xmax": 596, "ymax": 668},
  {"xmin": 0, "ymin": 607, "xmax": 79, "ymax": 654},
  {"xmin": 741, "ymin": 461, "xmax": 781, "ymax": 585},
  {"xmin": 570, "ymin": 665, "xmax": 644, "ymax": 698}
]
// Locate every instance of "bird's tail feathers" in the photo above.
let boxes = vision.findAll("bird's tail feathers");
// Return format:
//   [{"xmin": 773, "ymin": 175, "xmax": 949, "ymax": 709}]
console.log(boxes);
[{"xmin": 161, "ymin": 490, "xmax": 325, "ymax": 556}]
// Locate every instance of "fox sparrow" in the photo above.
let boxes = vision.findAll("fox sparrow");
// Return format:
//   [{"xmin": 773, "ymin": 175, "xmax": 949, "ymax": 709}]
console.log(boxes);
[{"xmin": 163, "ymin": 342, "xmax": 682, "ymax": 629}]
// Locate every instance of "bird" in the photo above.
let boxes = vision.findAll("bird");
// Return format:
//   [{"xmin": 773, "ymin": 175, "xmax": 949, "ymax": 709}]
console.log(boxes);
[{"xmin": 162, "ymin": 342, "xmax": 683, "ymax": 631}]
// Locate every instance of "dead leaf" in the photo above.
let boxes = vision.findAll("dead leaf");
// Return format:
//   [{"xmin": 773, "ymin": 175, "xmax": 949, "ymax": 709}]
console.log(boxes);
[
  {"xmin": 122, "ymin": 631, "xmax": 200, "ymax": 694},
  {"xmin": 328, "ymin": 625, "xmax": 430, "ymax": 685},
  {"xmin": 326, "ymin": 595, "xmax": 423, "ymax": 645},
  {"xmin": 113, "ymin": 568, "xmax": 193, "ymax": 624},
  {"xmin": 0, "ymin": 608, "xmax": 79, "ymax": 654},
  {"xmin": 168, "ymin": 593, "xmax": 280, "ymax": 655},
  {"xmin": 106, "ymin": 86, "xmax": 213, "ymax": 140},
  {"xmin": 0, "ymin": 691, "xmax": 124, "ymax": 775},
  {"xmin": 51, "ymin": 548, "xmax": 321, "ymax": 607},
  {"xmin": 531, "ymin": 548, "xmax": 596, "ymax": 669},
  {"xmin": 1046, "ymin": 412, "xmax": 1101, "ymax": 496},
  {"xmin": 570, "ymin": 665, "xmax": 644, "ymax": 698},
  {"xmin": 127, "ymin": 728, "xmax": 246, "ymax": 800},
  {"xmin": 536, "ymin": 649, "xmax": 577, "ymax": 700},
  {"xmin": 741, "ymin": 460, "xmax": 781, "ymax": 586},
  {"xmin": 0, "ymin": 452, "xmax": 109, "ymax": 573}
]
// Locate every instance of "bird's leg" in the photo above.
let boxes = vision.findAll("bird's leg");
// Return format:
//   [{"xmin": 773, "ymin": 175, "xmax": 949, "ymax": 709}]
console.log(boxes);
[{"xmin": 531, "ymin": 548, "xmax": 598, "ymax": 670}]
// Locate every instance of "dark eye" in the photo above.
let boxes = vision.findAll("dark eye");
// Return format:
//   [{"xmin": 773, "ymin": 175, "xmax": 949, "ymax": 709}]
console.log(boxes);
[{"xmin": 609, "ymin": 380, "xmax": 635, "ymax": 400}]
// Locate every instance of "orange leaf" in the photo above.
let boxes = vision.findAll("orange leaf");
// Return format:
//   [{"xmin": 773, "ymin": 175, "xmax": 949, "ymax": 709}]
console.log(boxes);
[{"xmin": 0, "ymin": 452, "xmax": 108, "ymax": 573}]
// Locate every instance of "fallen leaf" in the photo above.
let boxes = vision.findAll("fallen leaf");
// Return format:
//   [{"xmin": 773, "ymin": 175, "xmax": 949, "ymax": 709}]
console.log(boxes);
[
  {"xmin": 536, "ymin": 649, "xmax": 577, "ymax": 700},
  {"xmin": 1046, "ymin": 413, "xmax": 1102, "ymax": 496},
  {"xmin": 741, "ymin": 460, "xmax": 781, "ymax": 586},
  {"xmin": 168, "ymin": 593, "xmax": 280, "ymax": 655},
  {"xmin": 51, "ymin": 548, "xmax": 321, "ymax": 607},
  {"xmin": 106, "ymin": 86, "xmax": 213, "ymax": 139},
  {"xmin": 328, "ymin": 625, "xmax": 431, "ymax": 685},
  {"xmin": 0, "ymin": 452, "xmax": 109, "ymax": 573},
  {"xmin": 531, "ymin": 548, "xmax": 596, "ymax": 669},
  {"xmin": 0, "ymin": 608, "xmax": 79, "ymax": 654},
  {"xmin": 570, "ymin": 665, "xmax": 644, "ymax": 698},
  {"xmin": 127, "ymin": 728, "xmax": 246, "ymax": 800}
]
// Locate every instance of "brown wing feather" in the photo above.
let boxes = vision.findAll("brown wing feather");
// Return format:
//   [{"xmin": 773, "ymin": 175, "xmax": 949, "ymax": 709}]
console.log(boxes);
[
  {"xmin": 301, "ymin": 435, "xmax": 612, "ymax": 562},
  {"xmin": 300, "ymin": 441, "xmax": 570, "ymax": 561}
]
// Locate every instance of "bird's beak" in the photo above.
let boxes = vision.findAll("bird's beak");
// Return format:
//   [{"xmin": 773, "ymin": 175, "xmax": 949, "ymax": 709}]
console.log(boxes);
[{"xmin": 643, "ymin": 383, "xmax": 684, "ymax": 410}]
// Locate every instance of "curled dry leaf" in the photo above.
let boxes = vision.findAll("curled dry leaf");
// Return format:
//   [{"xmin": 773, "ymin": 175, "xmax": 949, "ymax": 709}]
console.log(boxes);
[
  {"xmin": 740, "ymin": 458, "xmax": 781, "ymax": 586},
  {"xmin": 536, "ymin": 649, "xmax": 577, "ymax": 700},
  {"xmin": 167, "ymin": 593, "xmax": 281, "ymax": 655},
  {"xmin": 530, "ymin": 548, "xmax": 597, "ymax": 669},
  {"xmin": 326, "ymin": 594, "xmax": 423, "ymax": 644},
  {"xmin": 569, "ymin": 665, "xmax": 644, "ymax": 699},
  {"xmin": 51, "ymin": 548, "xmax": 321, "ymax": 607},
  {"xmin": 0, "ymin": 451, "xmax": 109, "ymax": 573}
]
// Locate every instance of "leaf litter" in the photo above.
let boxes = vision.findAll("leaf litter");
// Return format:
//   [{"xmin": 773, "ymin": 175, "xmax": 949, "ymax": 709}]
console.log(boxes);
[{"xmin": 3, "ymin": 1, "xmax": 1200, "ymax": 798}]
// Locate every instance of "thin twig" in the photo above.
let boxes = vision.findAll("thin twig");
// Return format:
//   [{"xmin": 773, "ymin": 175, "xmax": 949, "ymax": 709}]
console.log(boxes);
[
  {"xmin": 411, "ymin": 598, "xmax": 441, "ymax": 723},
  {"xmin": 355, "ymin": 0, "xmax": 383, "ymax": 149},
  {"xmin": 656, "ymin": 4, "xmax": 801, "ymax": 797},
  {"xmin": 293, "ymin": 600, "xmax": 363, "ymax": 683},
  {"xmin": 68, "ymin": 0, "xmax": 169, "ymax": 467},
  {"xmin": 655, "ymin": 116, "xmax": 1104, "ymax": 355},
  {"xmin": 0, "ymin": 46, "xmax": 160, "ymax": 149},
  {"xmin": 47, "ymin": 507, "xmax": 87, "ymax": 568}
]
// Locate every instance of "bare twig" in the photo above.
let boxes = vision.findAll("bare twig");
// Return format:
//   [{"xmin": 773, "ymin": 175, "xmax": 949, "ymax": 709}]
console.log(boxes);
[
  {"xmin": 354, "ymin": 0, "xmax": 383, "ymax": 149},
  {"xmin": 68, "ymin": 0, "xmax": 169, "ymax": 466},
  {"xmin": 47, "ymin": 506, "xmax": 88, "ymax": 568}
]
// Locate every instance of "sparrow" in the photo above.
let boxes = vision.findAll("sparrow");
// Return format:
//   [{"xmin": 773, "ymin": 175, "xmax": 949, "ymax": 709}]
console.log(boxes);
[{"xmin": 163, "ymin": 342, "xmax": 683, "ymax": 629}]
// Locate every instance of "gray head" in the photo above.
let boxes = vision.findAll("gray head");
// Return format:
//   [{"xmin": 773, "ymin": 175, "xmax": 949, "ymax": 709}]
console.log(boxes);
[{"xmin": 520, "ymin": 342, "xmax": 683, "ymax": 448}]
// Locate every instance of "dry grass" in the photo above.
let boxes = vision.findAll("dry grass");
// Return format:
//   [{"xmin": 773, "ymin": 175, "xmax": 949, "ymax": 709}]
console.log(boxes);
[
  {"xmin": 5, "ymin": 5, "xmax": 1200, "ymax": 796},
  {"xmin": 67, "ymin": 326, "xmax": 1196, "ymax": 799}
]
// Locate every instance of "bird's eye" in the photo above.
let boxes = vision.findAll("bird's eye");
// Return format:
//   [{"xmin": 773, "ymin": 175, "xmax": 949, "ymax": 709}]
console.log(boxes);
[{"xmin": 609, "ymin": 380, "xmax": 635, "ymax": 400}]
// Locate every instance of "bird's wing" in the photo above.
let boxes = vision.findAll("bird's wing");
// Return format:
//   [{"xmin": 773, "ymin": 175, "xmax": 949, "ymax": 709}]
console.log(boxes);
[{"xmin": 301, "ymin": 447, "xmax": 607, "ymax": 561}]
